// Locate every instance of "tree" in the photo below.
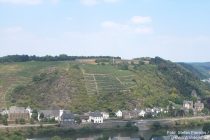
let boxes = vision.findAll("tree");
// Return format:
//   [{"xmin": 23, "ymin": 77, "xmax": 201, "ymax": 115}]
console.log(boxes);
[
  {"xmin": 203, "ymin": 122, "xmax": 210, "ymax": 134},
  {"xmin": 118, "ymin": 63, "xmax": 129, "ymax": 70},
  {"xmin": 2, "ymin": 117, "xmax": 8, "ymax": 126},
  {"xmin": 189, "ymin": 109, "xmax": 194, "ymax": 116},
  {"xmin": 31, "ymin": 109, "xmax": 38, "ymax": 120},
  {"xmin": 176, "ymin": 109, "xmax": 185, "ymax": 117},
  {"xmin": 202, "ymin": 108, "xmax": 209, "ymax": 115},
  {"xmin": 30, "ymin": 118, "xmax": 35, "ymax": 124},
  {"xmin": 40, "ymin": 113, "xmax": 44, "ymax": 120},
  {"xmin": 75, "ymin": 116, "xmax": 81, "ymax": 124},
  {"xmin": 168, "ymin": 104, "xmax": 174, "ymax": 117},
  {"xmin": 19, "ymin": 118, "xmax": 25, "ymax": 125},
  {"xmin": 1, "ymin": 115, "xmax": 8, "ymax": 125},
  {"xmin": 51, "ymin": 136, "xmax": 62, "ymax": 140},
  {"xmin": 10, "ymin": 134, "xmax": 25, "ymax": 140}
]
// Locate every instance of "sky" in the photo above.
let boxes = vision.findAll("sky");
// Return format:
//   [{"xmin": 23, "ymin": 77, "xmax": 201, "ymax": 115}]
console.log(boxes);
[{"xmin": 0, "ymin": 0, "xmax": 210, "ymax": 62}]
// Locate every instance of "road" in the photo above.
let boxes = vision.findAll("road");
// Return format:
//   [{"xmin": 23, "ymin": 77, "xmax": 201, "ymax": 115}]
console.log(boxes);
[
  {"xmin": 108, "ymin": 116, "xmax": 210, "ymax": 123},
  {"xmin": 107, "ymin": 116, "xmax": 210, "ymax": 130},
  {"xmin": 0, "ymin": 116, "xmax": 209, "ymax": 129},
  {"xmin": 0, "ymin": 123, "xmax": 57, "ymax": 129}
]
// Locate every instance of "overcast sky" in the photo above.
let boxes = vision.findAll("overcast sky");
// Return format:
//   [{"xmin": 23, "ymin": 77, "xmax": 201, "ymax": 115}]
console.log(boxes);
[{"xmin": 0, "ymin": 0, "xmax": 210, "ymax": 62}]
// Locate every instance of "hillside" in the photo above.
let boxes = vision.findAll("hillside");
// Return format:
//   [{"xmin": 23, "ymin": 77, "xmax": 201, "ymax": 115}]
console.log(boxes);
[
  {"xmin": 179, "ymin": 62, "xmax": 210, "ymax": 79},
  {"xmin": 1, "ymin": 57, "xmax": 210, "ymax": 113}
]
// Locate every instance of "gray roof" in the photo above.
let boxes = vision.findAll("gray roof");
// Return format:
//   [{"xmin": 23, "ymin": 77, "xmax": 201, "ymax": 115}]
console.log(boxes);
[
  {"xmin": 194, "ymin": 102, "xmax": 204, "ymax": 107},
  {"xmin": 183, "ymin": 100, "xmax": 193, "ymax": 104},
  {"xmin": 61, "ymin": 111, "xmax": 75, "ymax": 120},
  {"xmin": 89, "ymin": 111, "xmax": 102, "ymax": 117},
  {"xmin": 8, "ymin": 106, "xmax": 28, "ymax": 114},
  {"xmin": 39, "ymin": 110, "xmax": 60, "ymax": 117}
]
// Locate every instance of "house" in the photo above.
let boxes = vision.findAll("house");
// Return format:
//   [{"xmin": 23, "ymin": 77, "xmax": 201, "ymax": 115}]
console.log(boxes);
[
  {"xmin": 183, "ymin": 100, "xmax": 193, "ymax": 110},
  {"xmin": 38, "ymin": 110, "xmax": 61, "ymax": 121},
  {"xmin": 145, "ymin": 108, "xmax": 153, "ymax": 113},
  {"xmin": 101, "ymin": 112, "xmax": 109, "ymax": 119},
  {"xmin": 153, "ymin": 107, "xmax": 163, "ymax": 114},
  {"xmin": 194, "ymin": 101, "xmax": 204, "ymax": 112},
  {"xmin": 75, "ymin": 59, "xmax": 96, "ymax": 64},
  {"xmin": 80, "ymin": 115, "xmax": 89, "ymax": 123},
  {"xmin": 60, "ymin": 111, "xmax": 75, "ymax": 126},
  {"xmin": 145, "ymin": 108, "xmax": 160, "ymax": 118},
  {"xmin": 130, "ymin": 109, "xmax": 140, "ymax": 118},
  {"xmin": 115, "ymin": 110, "xmax": 123, "ymax": 118},
  {"xmin": 89, "ymin": 111, "xmax": 103, "ymax": 123},
  {"xmin": 122, "ymin": 110, "xmax": 135, "ymax": 119},
  {"xmin": 8, "ymin": 106, "xmax": 30, "ymax": 122},
  {"xmin": 26, "ymin": 106, "xmax": 33, "ymax": 118},
  {"xmin": 138, "ymin": 110, "xmax": 146, "ymax": 117}
]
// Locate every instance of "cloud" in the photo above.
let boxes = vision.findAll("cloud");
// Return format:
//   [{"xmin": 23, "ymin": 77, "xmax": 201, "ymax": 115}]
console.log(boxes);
[
  {"xmin": 134, "ymin": 27, "xmax": 153, "ymax": 34},
  {"xmin": 65, "ymin": 17, "xmax": 73, "ymax": 21},
  {"xmin": 131, "ymin": 16, "xmax": 152, "ymax": 24},
  {"xmin": 80, "ymin": 0, "xmax": 98, "ymax": 6},
  {"xmin": 0, "ymin": 0, "xmax": 59, "ymax": 5},
  {"xmin": 80, "ymin": 0, "xmax": 119, "ymax": 6},
  {"xmin": 101, "ymin": 16, "xmax": 153, "ymax": 34},
  {"xmin": 50, "ymin": 0, "xmax": 59, "ymax": 4},
  {"xmin": 5, "ymin": 26, "xmax": 23, "ymax": 33},
  {"xmin": 101, "ymin": 21, "xmax": 129, "ymax": 31},
  {"xmin": 103, "ymin": 0, "xmax": 119, "ymax": 3},
  {"xmin": 0, "ymin": 0, "xmax": 42, "ymax": 5}
]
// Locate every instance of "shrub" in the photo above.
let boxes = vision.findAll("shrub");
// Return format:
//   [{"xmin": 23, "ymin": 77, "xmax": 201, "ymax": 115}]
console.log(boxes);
[
  {"xmin": 19, "ymin": 118, "xmax": 25, "ymax": 125},
  {"xmin": 203, "ymin": 122, "xmax": 210, "ymax": 134}
]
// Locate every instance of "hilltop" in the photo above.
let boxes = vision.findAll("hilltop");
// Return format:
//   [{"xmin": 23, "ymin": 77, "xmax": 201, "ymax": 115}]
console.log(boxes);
[{"xmin": 0, "ymin": 56, "xmax": 210, "ymax": 113}]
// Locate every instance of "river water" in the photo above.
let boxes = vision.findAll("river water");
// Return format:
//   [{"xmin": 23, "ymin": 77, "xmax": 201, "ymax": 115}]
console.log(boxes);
[{"xmin": 29, "ymin": 126, "xmax": 208, "ymax": 140}]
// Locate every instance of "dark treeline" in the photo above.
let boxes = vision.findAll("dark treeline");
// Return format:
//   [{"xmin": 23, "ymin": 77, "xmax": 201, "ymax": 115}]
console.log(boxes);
[{"xmin": 0, "ymin": 55, "xmax": 121, "ymax": 63}]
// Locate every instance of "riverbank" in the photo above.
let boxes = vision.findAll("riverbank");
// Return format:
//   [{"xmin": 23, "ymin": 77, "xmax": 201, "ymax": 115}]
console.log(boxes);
[
  {"xmin": 1, "ymin": 116, "xmax": 210, "ymax": 140},
  {"xmin": 0, "ymin": 122, "xmax": 139, "ymax": 140}
]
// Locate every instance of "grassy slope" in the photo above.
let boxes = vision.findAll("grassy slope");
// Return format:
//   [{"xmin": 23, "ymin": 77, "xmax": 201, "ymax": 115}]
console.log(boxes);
[
  {"xmin": 0, "ymin": 61, "xmax": 68, "ymax": 107},
  {"xmin": 1, "ymin": 59, "xmax": 210, "ymax": 112}
]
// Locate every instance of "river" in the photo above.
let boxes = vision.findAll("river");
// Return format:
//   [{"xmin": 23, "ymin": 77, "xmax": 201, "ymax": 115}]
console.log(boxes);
[{"xmin": 29, "ymin": 126, "xmax": 208, "ymax": 140}]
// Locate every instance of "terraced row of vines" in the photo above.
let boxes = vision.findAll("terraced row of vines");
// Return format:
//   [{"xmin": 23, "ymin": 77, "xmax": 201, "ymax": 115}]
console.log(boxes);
[{"xmin": 81, "ymin": 65, "xmax": 137, "ymax": 95}]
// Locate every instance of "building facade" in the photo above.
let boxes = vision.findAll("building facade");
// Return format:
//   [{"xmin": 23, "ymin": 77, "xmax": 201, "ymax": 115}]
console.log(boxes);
[
  {"xmin": 89, "ymin": 111, "xmax": 103, "ymax": 123},
  {"xmin": 8, "ymin": 106, "xmax": 30, "ymax": 122}
]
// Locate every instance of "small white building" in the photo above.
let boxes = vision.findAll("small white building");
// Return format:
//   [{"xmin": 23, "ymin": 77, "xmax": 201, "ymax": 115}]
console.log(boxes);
[
  {"xmin": 26, "ymin": 106, "xmax": 33, "ymax": 118},
  {"xmin": 89, "ymin": 111, "xmax": 103, "ymax": 123},
  {"xmin": 101, "ymin": 112, "xmax": 109, "ymax": 119},
  {"xmin": 115, "ymin": 110, "xmax": 123, "ymax": 118},
  {"xmin": 183, "ymin": 100, "xmax": 193, "ymax": 110},
  {"xmin": 194, "ymin": 101, "xmax": 204, "ymax": 112},
  {"xmin": 0, "ymin": 109, "xmax": 8, "ymax": 115},
  {"xmin": 138, "ymin": 110, "xmax": 146, "ymax": 117}
]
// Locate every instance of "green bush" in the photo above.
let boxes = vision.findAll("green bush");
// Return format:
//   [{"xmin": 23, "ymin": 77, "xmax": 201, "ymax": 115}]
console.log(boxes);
[
  {"xmin": 51, "ymin": 136, "xmax": 62, "ymax": 140},
  {"xmin": 203, "ymin": 122, "xmax": 210, "ymax": 134},
  {"xmin": 19, "ymin": 118, "xmax": 25, "ymax": 125}
]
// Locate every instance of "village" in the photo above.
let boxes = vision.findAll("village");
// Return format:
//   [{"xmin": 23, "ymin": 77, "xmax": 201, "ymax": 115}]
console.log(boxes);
[{"xmin": 0, "ymin": 91, "xmax": 205, "ymax": 128}]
